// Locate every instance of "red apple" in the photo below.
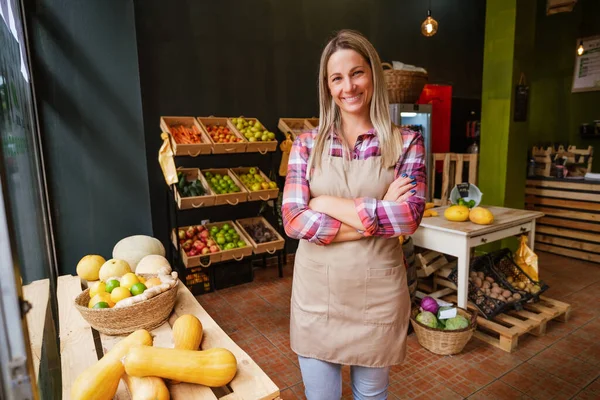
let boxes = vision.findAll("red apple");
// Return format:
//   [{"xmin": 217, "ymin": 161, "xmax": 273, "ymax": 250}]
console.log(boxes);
[
  {"xmin": 200, "ymin": 230, "xmax": 210, "ymax": 239},
  {"xmin": 206, "ymin": 239, "xmax": 215, "ymax": 247},
  {"xmin": 193, "ymin": 240, "xmax": 203, "ymax": 250},
  {"xmin": 209, "ymin": 245, "xmax": 219, "ymax": 253},
  {"xmin": 182, "ymin": 240, "xmax": 193, "ymax": 251},
  {"xmin": 201, "ymin": 247, "xmax": 210, "ymax": 255},
  {"xmin": 196, "ymin": 225, "xmax": 205, "ymax": 232},
  {"xmin": 188, "ymin": 248, "xmax": 198, "ymax": 256},
  {"xmin": 185, "ymin": 227, "xmax": 195, "ymax": 238}
]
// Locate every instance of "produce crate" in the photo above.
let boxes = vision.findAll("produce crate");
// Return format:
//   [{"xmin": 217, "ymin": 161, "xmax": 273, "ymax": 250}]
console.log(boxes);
[
  {"xmin": 230, "ymin": 167, "xmax": 279, "ymax": 201},
  {"xmin": 160, "ymin": 116, "xmax": 213, "ymax": 156},
  {"xmin": 201, "ymin": 168, "xmax": 248, "ymax": 206},
  {"xmin": 447, "ymin": 255, "xmax": 530, "ymax": 319},
  {"xmin": 174, "ymin": 168, "xmax": 216, "ymax": 209},
  {"xmin": 304, "ymin": 117, "xmax": 319, "ymax": 129},
  {"xmin": 205, "ymin": 220, "xmax": 253, "ymax": 262},
  {"xmin": 214, "ymin": 261, "xmax": 253, "ymax": 290},
  {"xmin": 197, "ymin": 116, "xmax": 247, "ymax": 154},
  {"xmin": 277, "ymin": 118, "xmax": 309, "ymax": 140},
  {"xmin": 235, "ymin": 216, "xmax": 285, "ymax": 255},
  {"xmin": 486, "ymin": 248, "xmax": 549, "ymax": 301},
  {"xmin": 171, "ymin": 227, "xmax": 221, "ymax": 268},
  {"xmin": 183, "ymin": 267, "xmax": 213, "ymax": 295},
  {"xmin": 229, "ymin": 117, "xmax": 277, "ymax": 153}
]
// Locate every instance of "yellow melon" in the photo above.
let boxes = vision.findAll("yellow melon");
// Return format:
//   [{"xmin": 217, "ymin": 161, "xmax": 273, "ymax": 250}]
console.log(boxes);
[
  {"xmin": 76, "ymin": 255, "xmax": 106, "ymax": 281},
  {"xmin": 444, "ymin": 205, "xmax": 470, "ymax": 222},
  {"xmin": 469, "ymin": 207, "xmax": 494, "ymax": 225}
]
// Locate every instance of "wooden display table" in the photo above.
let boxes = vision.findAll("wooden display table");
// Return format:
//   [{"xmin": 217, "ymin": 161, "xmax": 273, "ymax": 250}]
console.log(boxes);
[
  {"xmin": 57, "ymin": 275, "xmax": 280, "ymax": 400},
  {"xmin": 411, "ymin": 206, "xmax": 544, "ymax": 308},
  {"xmin": 525, "ymin": 177, "xmax": 600, "ymax": 263}
]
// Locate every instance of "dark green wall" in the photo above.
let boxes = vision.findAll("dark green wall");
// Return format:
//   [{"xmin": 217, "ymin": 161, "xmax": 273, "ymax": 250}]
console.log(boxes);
[
  {"xmin": 26, "ymin": 0, "xmax": 152, "ymax": 275},
  {"xmin": 527, "ymin": 0, "xmax": 600, "ymax": 172}
]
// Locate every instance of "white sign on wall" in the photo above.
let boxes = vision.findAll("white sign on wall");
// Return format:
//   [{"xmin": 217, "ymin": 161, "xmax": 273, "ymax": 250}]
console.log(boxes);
[{"xmin": 572, "ymin": 35, "xmax": 600, "ymax": 93}]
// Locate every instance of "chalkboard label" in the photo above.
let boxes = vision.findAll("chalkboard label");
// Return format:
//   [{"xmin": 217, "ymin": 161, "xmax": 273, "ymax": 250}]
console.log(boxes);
[
  {"xmin": 457, "ymin": 183, "xmax": 471, "ymax": 198},
  {"xmin": 514, "ymin": 84, "xmax": 529, "ymax": 122},
  {"xmin": 199, "ymin": 255, "xmax": 211, "ymax": 267}
]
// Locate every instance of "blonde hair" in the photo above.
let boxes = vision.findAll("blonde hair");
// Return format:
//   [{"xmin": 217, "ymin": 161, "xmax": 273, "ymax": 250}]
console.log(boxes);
[{"xmin": 307, "ymin": 29, "xmax": 403, "ymax": 178}]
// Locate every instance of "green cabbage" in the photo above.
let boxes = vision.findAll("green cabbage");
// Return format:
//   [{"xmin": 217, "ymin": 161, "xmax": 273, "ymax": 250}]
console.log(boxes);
[
  {"xmin": 416, "ymin": 311, "xmax": 438, "ymax": 328},
  {"xmin": 444, "ymin": 315, "xmax": 470, "ymax": 330}
]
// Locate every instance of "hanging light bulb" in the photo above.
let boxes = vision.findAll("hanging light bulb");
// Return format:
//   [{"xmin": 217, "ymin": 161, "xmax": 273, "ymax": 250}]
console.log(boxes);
[
  {"xmin": 577, "ymin": 40, "xmax": 584, "ymax": 56},
  {"xmin": 421, "ymin": 9, "xmax": 438, "ymax": 37}
]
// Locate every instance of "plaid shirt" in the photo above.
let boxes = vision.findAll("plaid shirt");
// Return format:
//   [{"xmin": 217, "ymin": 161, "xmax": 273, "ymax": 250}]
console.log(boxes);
[{"xmin": 282, "ymin": 128, "xmax": 427, "ymax": 245}]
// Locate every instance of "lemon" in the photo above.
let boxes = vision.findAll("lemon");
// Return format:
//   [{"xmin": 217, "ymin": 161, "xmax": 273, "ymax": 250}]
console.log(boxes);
[
  {"xmin": 444, "ymin": 205, "xmax": 470, "ymax": 222},
  {"xmin": 89, "ymin": 281, "xmax": 106, "ymax": 298},
  {"xmin": 88, "ymin": 293, "xmax": 114, "ymax": 308},
  {"xmin": 76, "ymin": 255, "xmax": 106, "ymax": 281},
  {"xmin": 120, "ymin": 273, "xmax": 140, "ymax": 289},
  {"xmin": 137, "ymin": 275, "xmax": 146, "ymax": 284},
  {"xmin": 111, "ymin": 287, "xmax": 132, "ymax": 303},
  {"xmin": 469, "ymin": 207, "xmax": 494, "ymax": 225}
]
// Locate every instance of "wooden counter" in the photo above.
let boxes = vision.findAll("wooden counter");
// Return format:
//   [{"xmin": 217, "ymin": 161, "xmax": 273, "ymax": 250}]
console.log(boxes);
[{"xmin": 525, "ymin": 178, "xmax": 600, "ymax": 263}]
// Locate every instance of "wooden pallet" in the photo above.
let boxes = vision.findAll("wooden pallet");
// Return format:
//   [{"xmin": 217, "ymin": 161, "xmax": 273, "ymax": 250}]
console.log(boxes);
[
  {"xmin": 58, "ymin": 275, "xmax": 280, "ymax": 400},
  {"xmin": 420, "ymin": 268, "xmax": 572, "ymax": 353},
  {"xmin": 415, "ymin": 250, "xmax": 452, "ymax": 278}
]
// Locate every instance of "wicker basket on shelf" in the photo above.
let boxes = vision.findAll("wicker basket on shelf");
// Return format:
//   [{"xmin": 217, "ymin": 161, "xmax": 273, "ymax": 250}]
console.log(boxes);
[
  {"xmin": 410, "ymin": 306, "xmax": 477, "ymax": 355},
  {"xmin": 74, "ymin": 275, "xmax": 178, "ymax": 336},
  {"xmin": 382, "ymin": 62, "xmax": 428, "ymax": 104}
]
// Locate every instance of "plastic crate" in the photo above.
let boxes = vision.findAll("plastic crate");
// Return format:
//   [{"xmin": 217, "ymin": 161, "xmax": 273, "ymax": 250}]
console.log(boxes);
[
  {"xmin": 448, "ymin": 255, "xmax": 530, "ymax": 319},
  {"xmin": 184, "ymin": 267, "xmax": 213, "ymax": 295},
  {"xmin": 213, "ymin": 261, "xmax": 253, "ymax": 290},
  {"xmin": 486, "ymin": 248, "xmax": 549, "ymax": 302}
]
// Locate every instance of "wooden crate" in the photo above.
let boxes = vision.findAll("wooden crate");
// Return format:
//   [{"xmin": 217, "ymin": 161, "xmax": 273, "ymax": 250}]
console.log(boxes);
[
  {"xmin": 172, "ymin": 227, "xmax": 221, "ymax": 268},
  {"xmin": 525, "ymin": 178, "xmax": 600, "ymax": 263},
  {"xmin": 304, "ymin": 118, "xmax": 319, "ymax": 129},
  {"xmin": 197, "ymin": 117, "xmax": 247, "ymax": 154},
  {"xmin": 235, "ymin": 217, "xmax": 285, "ymax": 255},
  {"xmin": 278, "ymin": 118, "xmax": 309, "ymax": 140},
  {"xmin": 201, "ymin": 168, "xmax": 248, "ymax": 206},
  {"xmin": 160, "ymin": 116, "xmax": 213, "ymax": 156},
  {"xmin": 415, "ymin": 250, "xmax": 451, "ymax": 278},
  {"xmin": 205, "ymin": 220, "xmax": 253, "ymax": 262},
  {"xmin": 229, "ymin": 117, "xmax": 277, "ymax": 153},
  {"xmin": 431, "ymin": 153, "xmax": 478, "ymax": 206},
  {"xmin": 175, "ymin": 168, "xmax": 216, "ymax": 209},
  {"xmin": 230, "ymin": 167, "xmax": 279, "ymax": 201},
  {"xmin": 57, "ymin": 275, "xmax": 280, "ymax": 400},
  {"xmin": 532, "ymin": 146, "xmax": 553, "ymax": 177}
]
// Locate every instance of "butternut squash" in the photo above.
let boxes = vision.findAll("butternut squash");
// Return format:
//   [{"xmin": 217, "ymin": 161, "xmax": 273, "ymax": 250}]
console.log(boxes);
[
  {"xmin": 173, "ymin": 314, "xmax": 203, "ymax": 350},
  {"xmin": 124, "ymin": 346, "xmax": 237, "ymax": 387},
  {"xmin": 71, "ymin": 329, "xmax": 153, "ymax": 400},
  {"xmin": 123, "ymin": 374, "xmax": 170, "ymax": 400},
  {"xmin": 171, "ymin": 314, "xmax": 204, "ymax": 384}
]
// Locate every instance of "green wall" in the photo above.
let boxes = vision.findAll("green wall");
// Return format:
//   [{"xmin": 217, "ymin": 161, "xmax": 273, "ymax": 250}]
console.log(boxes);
[{"xmin": 528, "ymin": 0, "xmax": 600, "ymax": 172}]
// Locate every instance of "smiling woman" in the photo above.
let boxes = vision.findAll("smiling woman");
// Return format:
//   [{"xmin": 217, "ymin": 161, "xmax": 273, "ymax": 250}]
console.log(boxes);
[{"xmin": 282, "ymin": 29, "xmax": 427, "ymax": 400}]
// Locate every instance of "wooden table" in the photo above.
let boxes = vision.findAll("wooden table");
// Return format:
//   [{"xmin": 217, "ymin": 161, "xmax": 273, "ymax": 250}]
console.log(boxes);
[
  {"xmin": 57, "ymin": 275, "xmax": 280, "ymax": 400},
  {"xmin": 411, "ymin": 206, "xmax": 544, "ymax": 308}
]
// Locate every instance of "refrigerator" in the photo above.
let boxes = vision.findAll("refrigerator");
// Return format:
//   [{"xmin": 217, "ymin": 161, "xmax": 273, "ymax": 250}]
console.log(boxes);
[{"xmin": 389, "ymin": 103, "xmax": 432, "ymax": 201}]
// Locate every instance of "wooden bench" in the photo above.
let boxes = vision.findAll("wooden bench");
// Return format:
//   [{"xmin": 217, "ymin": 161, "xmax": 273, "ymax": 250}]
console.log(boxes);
[
  {"xmin": 58, "ymin": 275, "xmax": 280, "ymax": 400},
  {"xmin": 22, "ymin": 279, "xmax": 51, "ymax": 380}
]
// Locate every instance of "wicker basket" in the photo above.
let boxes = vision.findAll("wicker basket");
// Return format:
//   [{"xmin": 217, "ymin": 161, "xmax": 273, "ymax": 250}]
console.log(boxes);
[
  {"xmin": 382, "ymin": 62, "xmax": 428, "ymax": 104},
  {"xmin": 75, "ymin": 277, "xmax": 179, "ymax": 336},
  {"xmin": 410, "ymin": 306, "xmax": 477, "ymax": 355}
]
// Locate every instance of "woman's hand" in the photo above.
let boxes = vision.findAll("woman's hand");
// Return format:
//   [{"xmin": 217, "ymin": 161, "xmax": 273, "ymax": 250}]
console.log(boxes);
[{"xmin": 383, "ymin": 174, "xmax": 417, "ymax": 203}]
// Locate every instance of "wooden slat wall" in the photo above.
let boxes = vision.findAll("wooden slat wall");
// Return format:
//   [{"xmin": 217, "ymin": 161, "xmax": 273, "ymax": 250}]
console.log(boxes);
[{"xmin": 525, "ymin": 179, "xmax": 600, "ymax": 263}]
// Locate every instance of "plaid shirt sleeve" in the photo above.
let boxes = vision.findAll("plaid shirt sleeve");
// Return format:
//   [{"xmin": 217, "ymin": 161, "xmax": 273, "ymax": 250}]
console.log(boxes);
[
  {"xmin": 354, "ymin": 131, "xmax": 427, "ymax": 237},
  {"xmin": 282, "ymin": 135, "xmax": 342, "ymax": 245}
]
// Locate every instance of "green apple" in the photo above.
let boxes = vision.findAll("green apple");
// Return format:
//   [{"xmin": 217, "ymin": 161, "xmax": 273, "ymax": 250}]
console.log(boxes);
[{"xmin": 249, "ymin": 167, "xmax": 257, "ymax": 175}]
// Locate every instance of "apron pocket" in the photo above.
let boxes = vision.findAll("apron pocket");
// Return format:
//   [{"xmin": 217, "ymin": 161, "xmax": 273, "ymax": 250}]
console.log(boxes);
[
  {"xmin": 292, "ymin": 257, "xmax": 329, "ymax": 318},
  {"xmin": 364, "ymin": 266, "xmax": 405, "ymax": 325}
]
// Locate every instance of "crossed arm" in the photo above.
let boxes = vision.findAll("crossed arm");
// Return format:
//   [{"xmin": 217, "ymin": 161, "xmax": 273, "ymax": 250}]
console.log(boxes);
[{"xmin": 281, "ymin": 132, "xmax": 427, "ymax": 245}]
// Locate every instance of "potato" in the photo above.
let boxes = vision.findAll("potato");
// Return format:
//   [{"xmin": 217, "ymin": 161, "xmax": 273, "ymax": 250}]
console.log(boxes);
[
  {"xmin": 473, "ymin": 277, "xmax": 483, "ymax": 288},
  {"xmin": 485, "ymin": 276, "xmax": 495, "ymax": 283},
  {"xmin": 516, "ymin": 282, "xmax": 526, "ymax": 290},
  {"xmin": 492, "ymin": 282, "xmax": 499, "ymax": 288},
  {"xmin": 482, "ymin": 281, "xmax": 491, "ymax": 289},
  {"xmin": 477, "ymin": 271, "xmax": 485, "ymax": 279},
  {"xmin": 507, "ymin": 276, "xmax": 514, "ymax": 283},
  {"xmin": 502, "ymin": 290, "xmax": 512, "ymax": 298},
  {"xmin": 513, "ymin": 293, "xmax": 522, "ymax": 300},
  {"xmin": 492, "ymin": 286, "xmax": 502, "ymax": 294},
  {"xmin": 489, "ymin": 292, "xmax": 498, "ymax": 299},
  {"xmin": 470, "ymin": 271, "xmax": 478, "ymax": 279}
]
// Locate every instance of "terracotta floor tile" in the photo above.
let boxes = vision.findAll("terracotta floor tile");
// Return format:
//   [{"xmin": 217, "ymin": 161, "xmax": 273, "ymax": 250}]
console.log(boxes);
[
  {"xmin": 469, "ymin": 380, "xmax": 532, "ymax": 399},
  {"xmin": 289, "ymin": 382, "xmax": 307, "ymax": 400},
  {"xmin": 501, "ymin": 362, "xmax": 580, "ymax": 399},
  {"xmin": 427, "ymin": 359, "xmax": 495, "ymax": 397},
  {"xmin": 279, "ymin": 387, "xmax": 299, "ymax": 400},
  {"xmin": 389, "ymin": 373, "xmax": 440, "ymax": 399},
  {"xmin": 528, "ymin": 345, "xmax": 599, "ymax": 388},
  {"xmin": 573, "ymin": 377, "xmax": 600, "ymax": 400}
]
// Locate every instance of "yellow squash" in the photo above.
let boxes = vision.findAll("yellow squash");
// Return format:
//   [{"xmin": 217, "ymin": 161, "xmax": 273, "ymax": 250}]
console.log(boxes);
[
  {"xmin": 71, "ymin": 329, "xmax": 153, "ymax": 400},
  {"xmin": 122, "ymin": 374, "xmax": 170, "ymax": 400},
  {"xmin": 171, "ymin": 314, "xmax": 204, "ymax": 384},
  {"xmin": 124, "ymin": 346, "xmax": 237, "ymax": 387}
]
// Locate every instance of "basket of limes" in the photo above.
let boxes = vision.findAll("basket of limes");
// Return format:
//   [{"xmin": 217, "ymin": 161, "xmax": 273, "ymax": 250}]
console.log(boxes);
[{"xmin": 74, "ymin": 271, "xmax": 178, "ymax": 336}]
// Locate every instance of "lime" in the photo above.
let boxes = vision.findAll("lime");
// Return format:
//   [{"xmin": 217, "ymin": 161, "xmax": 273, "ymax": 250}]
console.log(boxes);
[
  {"xmin": 130, "ymin": 282, "xmax": 147, "ymax": 296},
  {"xmin": 92, "ymin": 301, "xmax": 110, "ymax": 309},
  {"xmin": 105, "ymin": 279, "xmax": 120, "ymax": 293}
]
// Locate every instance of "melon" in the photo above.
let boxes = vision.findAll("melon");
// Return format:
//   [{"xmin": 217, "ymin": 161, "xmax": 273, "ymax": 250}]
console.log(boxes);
[
  {"xmin": 99, "ymin": 259, "xmax": 132, "ymax": 282},
  {"xmin": 469, "ymin": 207, "xmax": 494, "ymax": 225},
  {"xmin": 136, "ymin": 255, "xmax": 172, "ymax": 275},
  {"xmin": 112, "ymin": 235, "xmax": 165, "ymax": 272}
]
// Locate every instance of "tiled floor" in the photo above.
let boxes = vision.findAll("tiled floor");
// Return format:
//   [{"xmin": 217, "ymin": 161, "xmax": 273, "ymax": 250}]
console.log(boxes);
[{"xmin": 197, "ymin": 252, "xmax": 600, "ymax": 399}]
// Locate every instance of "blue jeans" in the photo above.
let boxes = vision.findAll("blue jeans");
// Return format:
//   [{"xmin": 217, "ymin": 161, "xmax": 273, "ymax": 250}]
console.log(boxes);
[{"xmin": 298, "ymin": 356, "xmax": 390, "ymax": 400}]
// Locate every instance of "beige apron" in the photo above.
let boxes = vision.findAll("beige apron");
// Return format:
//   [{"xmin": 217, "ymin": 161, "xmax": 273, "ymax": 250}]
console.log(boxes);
[{"xmin": 290, "ymin": 155, "xmax": 411, "ymax": 368}]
